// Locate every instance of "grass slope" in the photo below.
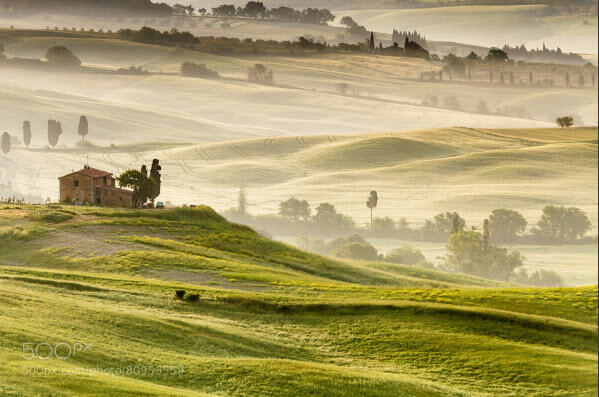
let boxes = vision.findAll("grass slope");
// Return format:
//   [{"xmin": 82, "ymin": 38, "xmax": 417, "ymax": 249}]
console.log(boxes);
[{"xmin": 0, "ymin": 204, "xmax": 597, "ymax": 396}]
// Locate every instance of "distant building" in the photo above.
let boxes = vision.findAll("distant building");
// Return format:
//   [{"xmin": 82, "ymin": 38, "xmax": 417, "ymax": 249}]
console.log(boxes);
[{"xmin": 58, "ymin": 165, "xmax": 133, "ymax": 207}]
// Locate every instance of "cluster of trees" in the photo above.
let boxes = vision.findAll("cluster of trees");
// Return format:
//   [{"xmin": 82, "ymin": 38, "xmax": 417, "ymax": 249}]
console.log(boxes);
[
  {"xmin": 297, "ymin": 234, "xmax": 433, "ymax": 267},
  {"xmin": 1, "ymin": 115, "xmax": 89, "ymax": 154},
  {"xmin": 433, "ymin": 48, "xmax": 597, "ymax": 88},
  {"xmin": 210, "ymin": 3, "xmax": 334, "ymax": 25},
  {"xmin": 180, "ymin": 62, "xmax": 219, "ymax": 79},
  {"xmin": 370, "ymin": 207, "xmax": 592, "ymax": 244},
  {"xmin": 248, "ymin": 64, "xmax": 273, "ymax": 84},
  {"xmin": 392, "ymin": 29, "xmax": 427, "ymax": 47},
  {"xmin": 339, "ymin": 16, "xmax": 368, "ymax": 38},
  {"xmin": 556, "ymin": 116, "xmax": 574, "ymax": 127},
  {"xmin": 297, "ymin": 226, "xmax": 562, "ymax": 286},
  {"xmin": 502, "ymin": 43, "xmax": 585, "ymax": 65},
  {"xmin": 228, "ymin": 194, "xmax": 594, "ymax": 245},
  {"xmin": 0, "ymin": 0, "xmax": 173, "ymax": 16},
  {"xmin": 116, "ymin": 26, "xmax": 429, "ymax": 59},
  {"xmin": 117, "ymin": 159, "xmax": 162, "ymax": 208},
  {"xmin": 445, "ymin": 214, "xmax": 564, "ymax": 286}
]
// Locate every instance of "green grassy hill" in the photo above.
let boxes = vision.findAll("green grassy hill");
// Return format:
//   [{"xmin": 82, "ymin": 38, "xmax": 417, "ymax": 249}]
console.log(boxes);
[{"xmin": 0, "ymin": 204, "xmax": 596, "ymax": 396}]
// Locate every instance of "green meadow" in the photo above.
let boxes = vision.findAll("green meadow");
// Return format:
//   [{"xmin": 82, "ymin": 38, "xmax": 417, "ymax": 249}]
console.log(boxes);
[{"xmin": 0, "ymin": 205, "xmax": 596, "ymax": 396}]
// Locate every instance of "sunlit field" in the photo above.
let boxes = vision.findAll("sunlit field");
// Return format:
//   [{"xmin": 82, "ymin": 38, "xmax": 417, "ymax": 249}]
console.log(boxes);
[{"xmin": 0, "ymin": 205, "xmax": 596, "ymax": 396}]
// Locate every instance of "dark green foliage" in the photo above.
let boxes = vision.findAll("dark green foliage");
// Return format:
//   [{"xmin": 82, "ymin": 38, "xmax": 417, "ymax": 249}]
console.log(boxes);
[
  {"xmin": 149, "ymin": 159, "xmax": 161, "ymax": 204},
  {"xmin": 45, "ymin": 45, "xmax": 81, "ymax": 67},
  {"xmin": 446, "ymin": 229, "xmax": 524, "ymax": 281},
  {"xmin": 117, "ymin": 169, "xmax": 153, "ymax": 207},
  {"xmin": 185, "ymin": 293, "xmax": 199, "ymax": 302},
  {"xmin": 556, "ymin": 116, "xmax": 574, "ymax": 127},
  {"xmin": 118, "ymin": 160, "xmax": 161, "ymax": 207}
]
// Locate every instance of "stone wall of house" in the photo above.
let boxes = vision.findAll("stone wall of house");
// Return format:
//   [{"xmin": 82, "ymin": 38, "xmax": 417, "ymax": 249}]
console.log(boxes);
[
  {"xmin": 59, "ymin": 174, "xmax": 94, "ymax": 204},
  {"xmin": 97, "ymin": 188, "xmax": 133, "ymax": 208}
]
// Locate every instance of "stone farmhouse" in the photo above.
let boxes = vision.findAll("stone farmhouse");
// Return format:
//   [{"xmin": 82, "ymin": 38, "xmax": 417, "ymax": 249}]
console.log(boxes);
[{"xmin": 59, "ymin": 165, "xmax": 134, "ymax": 207}]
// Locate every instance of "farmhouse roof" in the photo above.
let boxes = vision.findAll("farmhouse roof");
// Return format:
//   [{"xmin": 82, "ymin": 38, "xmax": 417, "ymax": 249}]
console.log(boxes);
[{"xmin": 58, "ymin": 166, "xmax": 113, "ymax": 179}]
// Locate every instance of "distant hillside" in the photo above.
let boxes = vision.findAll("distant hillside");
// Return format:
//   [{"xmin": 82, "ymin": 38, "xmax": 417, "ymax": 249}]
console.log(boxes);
[{"xmin": 0, "ymin": 0, "xmax": 173, "ymax": 16}]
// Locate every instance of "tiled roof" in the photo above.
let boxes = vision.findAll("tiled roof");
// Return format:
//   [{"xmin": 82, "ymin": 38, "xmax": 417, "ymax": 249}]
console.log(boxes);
[{"xmin": 59, "ymin": 167, "xmax": 113, "ymax": 179}]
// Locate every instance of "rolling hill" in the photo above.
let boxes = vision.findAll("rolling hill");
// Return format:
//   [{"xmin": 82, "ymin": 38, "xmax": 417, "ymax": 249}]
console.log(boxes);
[
  {"xmin": 0, "ymin": 204, "xmax": 596, "ymax": 396},
  {"xmin": 3, "ymin": 127, "xmax": 596, "ymax": 228},
  {"xmin": 339, "ymin": 5, "xmax": 598, "ymax": 54},
  {"xmin": 1, "ymin": 30, "xmax": 596, "ymax": 149}
]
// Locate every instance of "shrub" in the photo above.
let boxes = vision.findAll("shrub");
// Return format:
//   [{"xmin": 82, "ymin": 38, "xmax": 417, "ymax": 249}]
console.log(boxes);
[
  {"xmin": 185, "ymin": 293, "xmax": 199, "ymax": 302},
  {"xmin": 45, "ymin": 46, "xmax": 81, "ymax": 68},
  {"xmin": 248, "ymin": 64, "xmax": 273, "ymax": 84},
  {"xmin": 332, "ymin": 242, "xmax": 378, "ymax": 261},
  {"xmin": 556, "ymin": 116, "xmax": 574, "ymax": 128},
  {"xmin": 385, "ymin": 246, "xmax": 426, "ymax": 265},
  {"xmin": 175, "ymin": 290, "xmax": 186, "ymax": 300},
  {"xmin": 180, "ymin": 62, "xmax": 219, "ymax": 78}
]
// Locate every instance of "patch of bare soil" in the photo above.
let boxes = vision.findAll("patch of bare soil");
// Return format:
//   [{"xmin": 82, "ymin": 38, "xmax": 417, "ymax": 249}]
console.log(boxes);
[{"xmin": 32, "ymin": 225, "xmax": 161, "ymax": 257}]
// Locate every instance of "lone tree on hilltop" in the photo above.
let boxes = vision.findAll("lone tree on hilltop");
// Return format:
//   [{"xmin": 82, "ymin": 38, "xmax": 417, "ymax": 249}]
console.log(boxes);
[
  {"xmin": 45, "ymin": 46, "xmax": 81, "ymax": 68},
  {"xmin": 22, "ymin": 121, "xmax": 31, "ymax": 148},
  {"xmin": 1, "ymin": 132, "xmax": 10, "ymax": 155},
  {"xmin": 556, "ymin": 116, "xmax": 574, "ymax": 128},
  {"xmin": 47, "ymin": 119, "xmax": 62, "ymax": 148},
  {"xmin": 248, "ymin": 64, "xmax": 273, "ymax": 84},
  {"xmin": 366, "ymin": 191, "xmax": 378, "ymax": 229},
  {"xmin": 78, "ymin": 115, "xmax": 88, "ymax": 142}
]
